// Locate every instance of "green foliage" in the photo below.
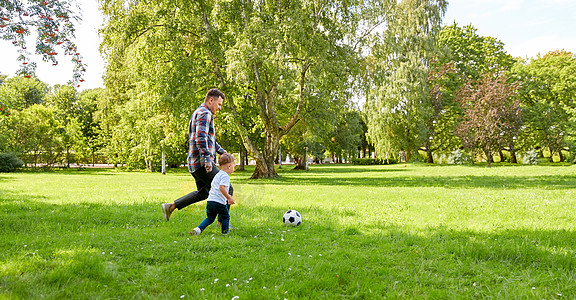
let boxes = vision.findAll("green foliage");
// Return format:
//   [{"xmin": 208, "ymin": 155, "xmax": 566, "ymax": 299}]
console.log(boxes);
[
  {"xmin": 3, "ymin": 104, "xmax": 64, "ymax": 166},
  {"xmin": 325, "ymin": 110, "xmax": 364, "ymax": 162},
  {"xmin": 0, "ymin": 152, "xmax": 23, "ymax": 172},
  {"xmin": 74, "ymin": 88, "xmax": 105, "ymax": 165},
  {"xmin": 0, "ymin": 76, "xmax": 48, "ymax": 110},
  {"xmin": 0, "ymin": 98, "xmax": 9, "ymax": 117},
  {"xmin": 45, "ymin": 84, "xmax": 78, "ymax": 123},
  {"xmin": 365, "ymin": 0, "xmax": 448, "ymax": 162},
  {"xmin": 436, "ymin": 24, "xmax": 515, "ymax": 81},
  {"xmin": 513, "ymin": 50, "xmax": 576, "ymax": 162},
  {"xmin": 350, "ymin": 157, "xmax": 397, "ymax": 165},
  {"xmin": 523, "ymin": 149, "xmax": 539, "ymax": 165},
  {"xmin": 100, "ymin": 0, "xmax": 390, "ymax": 177},
  {"xmin": 422, "ymin": 24, "xmax": 516, "ymax": 161},
  {"xmin": 447, "ymin": 149, "xmax": 468, "ymax": 165}
]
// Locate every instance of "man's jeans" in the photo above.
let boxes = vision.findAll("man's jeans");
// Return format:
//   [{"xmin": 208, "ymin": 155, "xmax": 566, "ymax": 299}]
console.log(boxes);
[
  {"xmin": 198, "ymin": 201, "xmax": 230, "ymax": 234},
  {"xmin": 174, "ymin": 163, "xmax": 233, "ymax": 222},
  {"xmin": 174, "ymin": 163, "xmax": 220, "ymax": 209}
]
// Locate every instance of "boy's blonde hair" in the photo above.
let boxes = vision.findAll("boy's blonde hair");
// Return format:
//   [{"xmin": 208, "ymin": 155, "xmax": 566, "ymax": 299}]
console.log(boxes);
[{"xmin": 219, "ymin": 153, "xmax": 235, "ymax": 166}]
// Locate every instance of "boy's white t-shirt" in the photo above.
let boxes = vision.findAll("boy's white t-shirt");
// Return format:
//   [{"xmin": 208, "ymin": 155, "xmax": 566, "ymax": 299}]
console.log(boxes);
[{"xmin": 207, "ymin": 170, "xmax": 230, "ymax": 205}]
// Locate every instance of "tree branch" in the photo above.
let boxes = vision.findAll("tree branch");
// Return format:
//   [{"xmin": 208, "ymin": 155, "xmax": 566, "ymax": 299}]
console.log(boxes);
[{"xmin": 280, "ymin": 58, "xmax": 310, "ymax": 136}]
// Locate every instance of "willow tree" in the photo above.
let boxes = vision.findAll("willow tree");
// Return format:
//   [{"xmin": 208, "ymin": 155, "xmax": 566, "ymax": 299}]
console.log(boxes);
[
  {"xmin": 101, "ymin": 0, "xmax": 390, "ymax": 178},
  {"xmin": 364, "ymin": 0, "xmax": 447, "ymax": 162}
]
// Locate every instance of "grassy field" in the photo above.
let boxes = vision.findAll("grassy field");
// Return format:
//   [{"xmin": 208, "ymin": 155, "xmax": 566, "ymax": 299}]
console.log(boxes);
[{"xmin": 1, "ymin": 163, "xmax": 576, "ymax": 299}]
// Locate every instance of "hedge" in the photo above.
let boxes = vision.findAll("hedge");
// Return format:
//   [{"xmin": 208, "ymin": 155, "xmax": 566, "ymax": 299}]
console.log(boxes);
[
  {"xmin": 351, "ymin": 158, "xmax": 397, "ymax": 165},
  {"xmin": 0, "ymin": 153, "xmax": 24, "ymax": 172}
]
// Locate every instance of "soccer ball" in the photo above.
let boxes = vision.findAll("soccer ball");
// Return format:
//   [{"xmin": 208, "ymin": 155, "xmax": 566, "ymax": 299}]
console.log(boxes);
[{"xmin": 283, "ymin": 210, "xmax": 302, "ymax": 226}]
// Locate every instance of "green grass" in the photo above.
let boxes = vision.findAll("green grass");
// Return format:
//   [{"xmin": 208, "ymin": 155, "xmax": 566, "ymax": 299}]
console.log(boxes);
[{"xmin": 1, "ymin": 164, "xmax": 576, "ymax": 299}]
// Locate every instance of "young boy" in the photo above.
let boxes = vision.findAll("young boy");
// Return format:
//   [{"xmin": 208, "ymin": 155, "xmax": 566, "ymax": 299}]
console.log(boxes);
[{"xmin": 191, "ymin": 153, "xmax": 236, "ymax": 235}]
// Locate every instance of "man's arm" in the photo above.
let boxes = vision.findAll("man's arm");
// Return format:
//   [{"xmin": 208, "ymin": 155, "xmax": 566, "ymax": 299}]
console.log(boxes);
[
  {"xmin": 215, "ymin": 141, "xmax": 226, "ymax": 155},
  {"xmin": 195, "ymin": 111, "xmax": 214, "ymax": 168}
]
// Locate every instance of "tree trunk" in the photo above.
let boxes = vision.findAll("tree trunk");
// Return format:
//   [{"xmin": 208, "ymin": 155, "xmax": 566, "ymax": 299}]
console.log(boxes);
[
  {"xmin": 278, "ymin": 148, "xmax": 282, "ymax": 169},
  {"xmin": 484, "ymin": 148, "xmax": 492, "ymax": 168},
  {"xmin": 558, "ymin": 149, "xmax": 564, "ymax": 162},
  {"xmin": 510, "ymin": 148, "xmax": 517, "ymax": 164},
  {"xmin": 161, "ymin": 150, "xmax": 166, "ymax": 175},
  {"xmin": 223, "ymin": 58, "xmax": 309, "ymax": 179},
  {"xmin": 304, "ymin": 147, "xmax": 309, "ymax": 171},
  {"xmin": 248, "ymin": 128, "xmax": 280, "ymax": 178},
  {"xmin": 238, "ymin": 147, "xmax": 245, "ymax": 171},
  {"xmin": 425, "ymin": 143, "xmax": 434, "ymax": 163},
  {"xmin": 66, "ymin": 146, "xmax": 70, "ymax": 168}
]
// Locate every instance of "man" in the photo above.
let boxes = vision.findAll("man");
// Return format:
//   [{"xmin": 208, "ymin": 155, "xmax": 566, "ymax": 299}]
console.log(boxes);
[{"xmin": 161, "ymin": 88, "xmax": 229, "ymax": 221}]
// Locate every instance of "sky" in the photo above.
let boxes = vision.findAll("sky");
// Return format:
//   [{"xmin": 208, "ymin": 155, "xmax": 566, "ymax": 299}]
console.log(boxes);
[
  {"xmin": 1, "ymin": 0, "xmax": 575, "ymax": 91},
  {"xmin": 443, "ymin": 0, "xmax": 576, "ymax": 59}
]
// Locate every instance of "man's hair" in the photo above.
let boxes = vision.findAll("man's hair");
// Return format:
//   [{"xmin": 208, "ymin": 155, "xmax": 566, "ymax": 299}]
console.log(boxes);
[
  {"xmin": 219, "ymin": 153, "xmax": 235, "ymax": 166},
  {"xmin": 205, "ymin": 88, "xmax": 225, "ymax": 102}
]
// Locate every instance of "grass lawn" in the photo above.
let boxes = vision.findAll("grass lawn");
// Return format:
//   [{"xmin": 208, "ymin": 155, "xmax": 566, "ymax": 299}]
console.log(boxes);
[{"xmin": 1, "ymin": 163, "xmax": 576, "ymax": 299}]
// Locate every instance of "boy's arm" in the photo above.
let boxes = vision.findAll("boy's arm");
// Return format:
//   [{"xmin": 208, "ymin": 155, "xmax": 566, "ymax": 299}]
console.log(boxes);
[{"xmin": 219, "ymin": 185, "xmax": 235, "ymax": 205}]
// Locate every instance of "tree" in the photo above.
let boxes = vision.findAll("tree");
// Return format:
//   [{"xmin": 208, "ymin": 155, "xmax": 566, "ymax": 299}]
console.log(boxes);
[
  {"xmin": 325, "ymin": 109, "xmax": 363, "ymax": 163},
  {"xmin": 365, "ymin": 0, "xmax": 447, "ymax": 162},
  {"xmin": 77, "ymin": 88, "xmax": 104, "ymax": 165},
  {"xmin": 422, "ymin": 24, "xmax": 515, "ymax": 163},
  {"xmin": 436, "ymin": 24, "xmax": 515, "ymax": 81},
  {"xmin": 45, "ymin": 84, "xmax": 81, "ymax": 166},
  {"xmin": 423, "ymin": 59, "xmax": 461, "ymax": 163},
  {"xmin": 0, "ymin": 100, "xmax": 9, "ymax": 117},
  {"xmin": 45, "ymin": 84, "xmax": 77, "ymax": 120},
  {"xmin": 101, "ymin": 0, "xmax": 388, "ymax": 178},
  {"xmin": 455, "ymin": 74, "xmax": 522, "ymax": 167},
  {"xmin": 4, "ymin": 104, "xmax": 64, "ymax": 166},
  {"xmin": 0, "ymin": 75, "xmax": 48, "ymax": 110},
  {"xmin": 512, "ymin": 50, "xmax": 576, "ymax": 162},
  {"xmin": 0, "ymin": 100, "xmax": 11, "ymax": 151},
  {"xmin": 282, "ymin": 124, "xmax": 325, "ymax": 170},
  {"xmin": 0, "ymin": 0, "xmax": 85, "ymax": 82}
]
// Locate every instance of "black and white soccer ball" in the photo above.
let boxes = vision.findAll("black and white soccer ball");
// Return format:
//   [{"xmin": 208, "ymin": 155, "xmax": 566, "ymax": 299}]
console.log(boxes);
[{"xmin": 282, "ymin": 210, "xmax": 302, "ymax": 226}]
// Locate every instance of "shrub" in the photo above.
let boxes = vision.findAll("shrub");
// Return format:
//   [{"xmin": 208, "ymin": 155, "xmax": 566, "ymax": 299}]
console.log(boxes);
[
  {"xmin": 447, "ymin": 149, "xmax": 465, "ymax": 165},
  {"xmin": 523, "ymin": 149, "xmax": 539, "ymax": 165},
  {"xmin": 351, "ymin": 158, "xmax": 397, "ymax": 165},
  {"xmin": 0, "ymin": 152, "xmax": 24, "ymax": 172}
]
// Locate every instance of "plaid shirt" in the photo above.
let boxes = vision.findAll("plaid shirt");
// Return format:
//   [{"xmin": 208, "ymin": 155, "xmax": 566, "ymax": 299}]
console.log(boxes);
[{"xmin": 187, "ymin": 103, "xmax": 225, "ymax": 173}]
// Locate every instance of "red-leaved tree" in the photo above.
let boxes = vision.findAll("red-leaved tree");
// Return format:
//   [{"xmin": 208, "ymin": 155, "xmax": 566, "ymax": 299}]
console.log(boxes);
[
  {"xmin": 0, "ymin": 0, "xmax": 85, "ymax": 84},
  {"xmin": 455, "ymin": 74, "xmax": 522, "ymax": 167}
]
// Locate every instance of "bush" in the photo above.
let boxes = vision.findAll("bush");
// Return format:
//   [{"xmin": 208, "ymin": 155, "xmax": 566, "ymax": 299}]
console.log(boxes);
[
  {"xmin": 447, "ymin": 149, "xmax": 465, "ymax": 165},
  {"xmin": 351, "ymin": 158, "xmax": 397, "ymax": 165},
  {"xmin": 0, "ymin": 152, "xmax": 24, "ymax": 172},
  {"xmin": 523, "ymin": 149, "xmax": 539, "ymax": 165}
]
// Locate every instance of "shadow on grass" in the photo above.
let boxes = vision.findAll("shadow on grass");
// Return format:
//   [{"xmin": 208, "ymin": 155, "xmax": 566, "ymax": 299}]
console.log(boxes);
[
  {"xmin": 234, "ymin": 173, "xmax": 576, "ymax": 190},
  {"xmin": 2, "ymin": 194, "xmax": 576, "ymax": 298},
  {"xmin": 229, "ymin": 164, "xmax": 576, "ymax": 189}
]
